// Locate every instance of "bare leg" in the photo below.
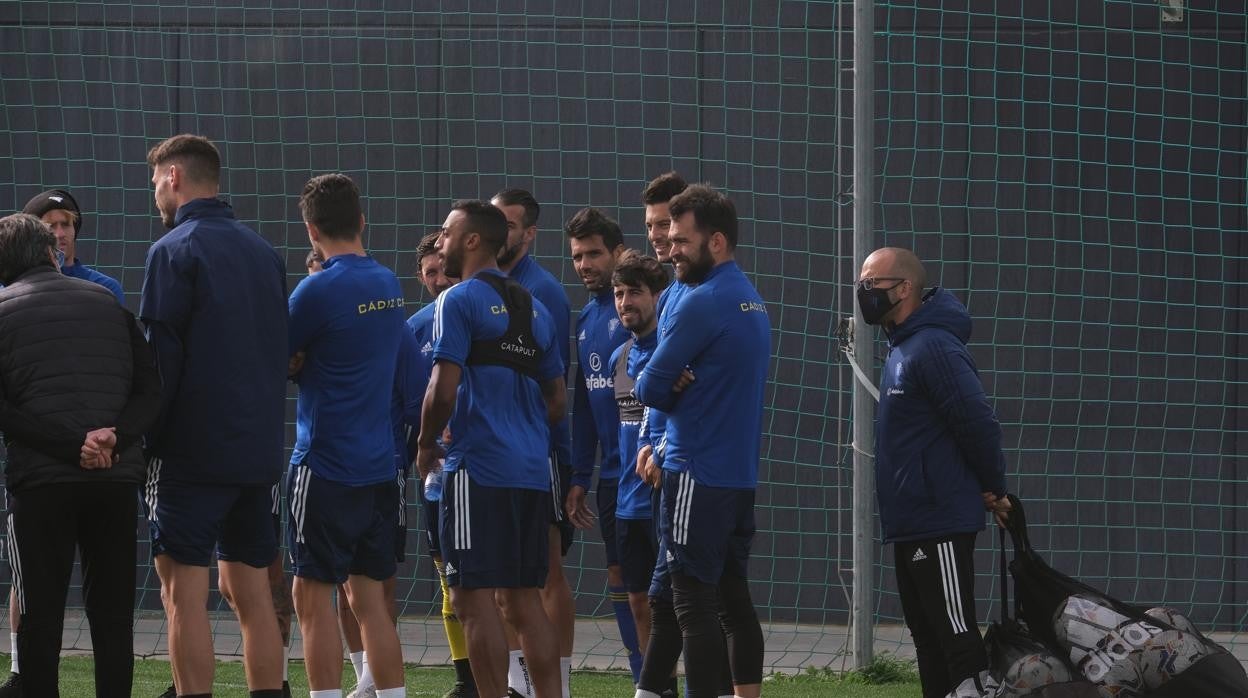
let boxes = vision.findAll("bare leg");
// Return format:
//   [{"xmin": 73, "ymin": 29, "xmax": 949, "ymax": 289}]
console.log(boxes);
[
  {"xmin": 154, "ymin": 556, "xmax": 214, "ymax": 695},
  {"xmin": 498, "ymin": 588, "xmax": 560, "ymax": 698},
  {"xmin": 219, "ymin": 560, "xmax": 284, "ymax": 690},
  {"xmin": 539, "ymin": 528, "xmax": 575, "ymax": 657},
  {"xmin": 344, "ymin": 575, "xmax": 404, "ymax": 690},
  {"xmin": 452, "ymin": 587, "xmax": 509, "ymax": 698},
  {"xmin": 292, "ymin": 577, "xmax": 343, "ymax": 691}
]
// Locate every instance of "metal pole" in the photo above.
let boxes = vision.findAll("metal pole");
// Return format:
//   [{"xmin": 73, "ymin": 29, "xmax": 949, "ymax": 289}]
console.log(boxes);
[{"xmin": 851, "ymin": 0, "xmax": 877, "ymax": 671}]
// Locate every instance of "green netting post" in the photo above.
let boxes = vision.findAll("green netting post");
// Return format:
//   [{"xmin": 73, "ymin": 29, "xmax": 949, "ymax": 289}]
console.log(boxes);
[{"xmin": 851, "ymin": 0, "xmax": 877, "ymax": 670}]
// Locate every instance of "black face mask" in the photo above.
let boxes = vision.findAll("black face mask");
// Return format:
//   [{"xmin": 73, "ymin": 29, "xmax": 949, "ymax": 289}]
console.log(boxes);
[{"xmin": 857, "ymin": 285, "xmax": 898, "ymax": 325}]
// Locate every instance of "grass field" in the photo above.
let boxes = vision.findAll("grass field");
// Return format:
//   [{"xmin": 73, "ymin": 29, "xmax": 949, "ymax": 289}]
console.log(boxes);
[{"xmin": 46, "ymin": 655, "xmax": 923, "ymax": 697}]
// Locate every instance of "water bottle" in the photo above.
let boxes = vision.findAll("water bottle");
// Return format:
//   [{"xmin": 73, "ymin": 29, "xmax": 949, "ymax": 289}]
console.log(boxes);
[{"xmin": 424, "ymin": 463, "xmax": 445, "ymax": 502}]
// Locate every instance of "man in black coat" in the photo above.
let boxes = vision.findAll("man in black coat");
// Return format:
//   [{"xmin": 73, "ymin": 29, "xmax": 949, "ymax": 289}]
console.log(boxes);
[{"xmin": 0, "ymin": 213, "xmax": 161, "ymax": 698}]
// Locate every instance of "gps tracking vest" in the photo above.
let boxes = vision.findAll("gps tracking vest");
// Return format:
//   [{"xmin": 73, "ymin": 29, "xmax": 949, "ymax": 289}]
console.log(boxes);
[
  {"xmin": 465, "ymin": 271, "xmax": 543, "ymax": 378},
  {"xmin": 613, "ymin": 337, "xmax": 643, "ymax": 424}
]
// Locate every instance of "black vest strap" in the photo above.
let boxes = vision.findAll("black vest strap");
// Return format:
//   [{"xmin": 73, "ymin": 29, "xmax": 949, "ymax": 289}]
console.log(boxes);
[
  {"xmin": 465, "ymin": 271, "xmax": 543, "ymax": 378},
  {"xmin": 614, "ymin": 337, "xmax": 644, "ymax": 423}
]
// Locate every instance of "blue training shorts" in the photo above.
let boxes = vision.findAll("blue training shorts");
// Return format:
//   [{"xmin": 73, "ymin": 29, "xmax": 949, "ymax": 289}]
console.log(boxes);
[
  {"xmin": 618, "ymin": 516, "xmax": 657, "ymax": 594},
  {"xmin": 144, "ymin": 464, "xmax": 279, "ymax": 568},
  {"xmin": 658, "ymin": 469, "xmax": 755, "ymax": 586},
  {"xmin": 597, "ymin": 477, "xmax": 620, "ymax": 567},
  {"xmin": 440, "ymin": 467, "xmax": 549, "ymax": 590},
  {"xmin": 286, "ymin": 464, "xmax": 399, "ymax": 584}
]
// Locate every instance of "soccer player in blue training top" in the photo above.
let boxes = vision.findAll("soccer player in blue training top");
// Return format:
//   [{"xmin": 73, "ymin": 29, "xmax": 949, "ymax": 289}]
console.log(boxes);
[
  {"xmin": 490, "ymin": 188, "xmax": 576, "ymax": 697},
  {"xmin": 606, "ymin": 250, "xmax": 670, "ymax": 695},
  {"xmin": 634, "ymin": 184, "xmax": 771, "ymax": 698},
  {"xmin": 21, "ymin": 188, "xmax": 124, "ymax": 304},
  {"xmin": 140, "ymin": 134, "xmax": 289, "ymax": 698},
  {"xmin": 561, "ymin": 208, "xmax": 642, "ymax": 682},
  {"xmin": 286, "ymin": 173, "xmax": 406, "ymax": 698},
  {"xmin": 415, "ymin": 199, "xmax": 567, "ymax": 698},
  {"xmin": 407, "ymin": 231, "xmax": 479, "ymax": 698},
  {"xmin": 857, "ymin": 247, "xmax": 1010, "ymax": 698},
  {"xmin": 633, "ymin": 171, "xmax": 688, "ymax": 491}
]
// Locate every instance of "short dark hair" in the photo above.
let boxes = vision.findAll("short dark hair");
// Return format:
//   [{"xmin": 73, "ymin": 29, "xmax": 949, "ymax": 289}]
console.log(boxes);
[
  {"xmin": 299, "ymin": 173, "xmax": 363, "ymax": 241},
  {"xmin": 612, "ymin": 249, "xmax": 669, "ymax": 295},
  {"xmin": 0, "ymin": 213, "xmax": 57, "ymax": 285},
  {"xmin": 451, "ymin": 199, "xmax": 508, "ymax": 256},
  {"xmin": 564, "ymin": 207, "xmax": 624, "ymax": 250},
  {"xmin": 641, "ymin": 171, "xmax": 688, "ymax": 206},
  {"xmin": 668, "ymin": 184, "xmax": 738, "ymax": 249},
  {"xmin": 305, "ymin": 248, "xmax": 322, "ymax": 268},
  {"xmin": 491, "ymin": 188, "xmax": 540, "ymax": 228},
  {"xmin": 416, "ymin": 231, "xmax": 441, "ymax": 264},
  {"xmin": 146, "ymin": 134, "xmax": 221, "ymax": 185}
]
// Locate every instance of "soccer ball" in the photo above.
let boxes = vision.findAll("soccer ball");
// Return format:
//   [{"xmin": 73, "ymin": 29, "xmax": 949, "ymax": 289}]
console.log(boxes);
[
  {"xmin": 995, "ymin": 652, "xmax": 1075, "ymax": 697},
  {"xmin": 1136, "ymin": 629, "xmax": 1208, "ymax": 690},
  {"xmin": 1090, "ymin": 654, "xmax": 1145, "ymax": 696},
  {"xmin": 944, "ymin": 670, "xmax": 998, "ymax": 698},
  {"xmin": 1054, "ymin": 594, "xmax": 1131, "ymax": 664},
  {"xmin": 1143, "ymin": 606, "xmax": 1201, "ymax": 637}
]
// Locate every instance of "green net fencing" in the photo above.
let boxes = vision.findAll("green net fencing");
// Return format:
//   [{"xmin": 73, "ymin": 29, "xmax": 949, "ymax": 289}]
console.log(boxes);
[
  {"xmin": 0, "ymin": 0, "xmax": 1244, "ymax": 676},
  {"xmin": 873, "ymin": 0, "xmax": 1246, "ymax": 659}
]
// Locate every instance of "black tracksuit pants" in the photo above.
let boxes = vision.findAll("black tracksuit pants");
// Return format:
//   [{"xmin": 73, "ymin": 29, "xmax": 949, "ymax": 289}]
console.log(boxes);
[
  {"xmin": 8, "ymin": 482, "xmax": 138, "ymax": 698},
  {"xmin": 893, "ymin": 531, "xmax": 989, "ymax": 698}
]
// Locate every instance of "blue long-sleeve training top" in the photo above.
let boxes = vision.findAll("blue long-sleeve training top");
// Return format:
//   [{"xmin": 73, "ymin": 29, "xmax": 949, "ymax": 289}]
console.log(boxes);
[
  {"xmin": 614, "ymin": 330, "xmax": 657, "ymax": 520},
  {"xmin": 634, "ymin": 261, "xmax": 771, "ymax": 489},
  {"xmin": 571, "ymin": 289, "xmax": 630, "ymax": 490},
  {"xmin": 510, "ymin": 254, "xmax": 573, "ymax": 468},
  {"xmin": 636, "ymin": 279, "xmax": 691, "ymax": 464}
]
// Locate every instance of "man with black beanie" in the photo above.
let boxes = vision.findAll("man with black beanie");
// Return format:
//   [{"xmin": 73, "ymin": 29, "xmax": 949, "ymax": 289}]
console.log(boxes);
[{"xmin": 21, "ymin": 189, "xmax": 124, "ymax": 304}]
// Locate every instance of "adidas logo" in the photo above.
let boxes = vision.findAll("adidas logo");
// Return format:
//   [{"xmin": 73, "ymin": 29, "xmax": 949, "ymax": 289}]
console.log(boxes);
[
  {"xmin": 911, "ymin": 548, "xmax": 927, "ymax": 562},
  {"xmin": 421, "ymin": 341, "xmax": 433, "ymax": 354},
  {"xmin": 578, "ymin": 329, "xmax": 587, "ymax": 341},
  {"xmin": 443, "ymin": 561, "xmax": 457, "ymax": 576}
]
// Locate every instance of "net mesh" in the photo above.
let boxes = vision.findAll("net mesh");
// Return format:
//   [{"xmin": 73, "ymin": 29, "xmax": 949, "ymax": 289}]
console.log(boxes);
[{"xmin": 0, "ymin": 0, "xmax": 1244, "ymax": 674}]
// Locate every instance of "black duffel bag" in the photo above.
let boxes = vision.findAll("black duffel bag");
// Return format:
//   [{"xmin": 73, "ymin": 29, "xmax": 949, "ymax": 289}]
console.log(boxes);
[
  {"xmin": 986, "ymin": 526, "xmax": 1099, "ymax": 697},
  {"xmin": 1002, "ymin": 494, "xmax": 1248, "ymax": 697}
]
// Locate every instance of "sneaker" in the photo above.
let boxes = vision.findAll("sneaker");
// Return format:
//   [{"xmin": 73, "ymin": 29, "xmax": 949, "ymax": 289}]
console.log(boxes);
[
  {"xmin": 156, "ymin": 684, "xmax": 175, "ymax": 698},
  {"xmin": 0, "ymin": 673, "xmax": 20, "ymax": 698},
  {"xmin": 347, "ymin": 685, "xmax": 377, "ymax": 698},
  {"xmin": 443, "ymin": 682, "xmax": 479, "ymax": 698}
]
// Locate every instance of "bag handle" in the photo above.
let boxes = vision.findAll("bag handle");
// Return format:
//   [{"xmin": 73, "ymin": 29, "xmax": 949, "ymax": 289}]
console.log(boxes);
[
  {"xmin": 1002, "ymin": 492, "xmax": 1033, "ymax": 554},
  {"xmin": 998, "ymin": 525, "xmax": 1009, "ymax": 623}
]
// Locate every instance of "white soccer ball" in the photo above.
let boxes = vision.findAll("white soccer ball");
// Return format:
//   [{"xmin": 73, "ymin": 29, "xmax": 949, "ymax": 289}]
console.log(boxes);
[
  {"xmin": 1137, "ymin": 629, "xmax": 1209, "ymax": 690},
  {"xmin": 995, "ymin": 652, "xmax": 1075, "ymax": 697},
  {"xmin": 1054, "ymin": 594, "xmax": 1131, "ymax": 664},
  {"xmin": 1143, "ymin": 606, "xmax": 1201, "ymax": 637}
]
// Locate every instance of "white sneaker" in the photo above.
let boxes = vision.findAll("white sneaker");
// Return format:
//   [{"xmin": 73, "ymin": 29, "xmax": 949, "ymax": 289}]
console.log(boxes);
[{"xmin": 347, "ymin": 685, "xmax": 378, "ymax": 698}]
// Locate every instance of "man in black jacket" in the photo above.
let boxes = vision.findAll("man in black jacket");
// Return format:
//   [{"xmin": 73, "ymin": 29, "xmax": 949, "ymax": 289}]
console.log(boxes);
[{"xmin": 0, "ymin": 213, "xmax": 161, "ymax": 698}]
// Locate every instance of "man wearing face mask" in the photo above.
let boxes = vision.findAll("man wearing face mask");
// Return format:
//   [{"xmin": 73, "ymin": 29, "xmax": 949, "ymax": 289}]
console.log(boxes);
[{"xmin": 856, "ymin": 247, "xmax": 1011, "ymax": 698}]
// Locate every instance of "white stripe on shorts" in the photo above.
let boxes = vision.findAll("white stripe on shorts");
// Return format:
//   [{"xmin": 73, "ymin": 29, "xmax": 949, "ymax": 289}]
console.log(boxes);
[
  {"xmin": 674, "ymin": 471, "xmax": 694, "ymax": 546},
  {"xmin": 397, "ymin": 471, "xmax": 406, "ymax": 528},
  {"xmin": 144, "ymin": 458, "xmax": 162, "ymax": 523},
  {"xmin": 6, "ymin": 513, "xmax": 23, "ymax": 614},
  {"xmin": 548, "ymin": 456, "xmax": 563, "ymax": 522},
  {"xmin": 938, "ymin": 541, "xmax": 968, "ymax": 634},
  {"xmin": 454, "ymin": 470, "xmax": 471, "ymax": 550},
  {"xmin": 291, "ymin": 466, "xmax": 312, "ymax": 544}
]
